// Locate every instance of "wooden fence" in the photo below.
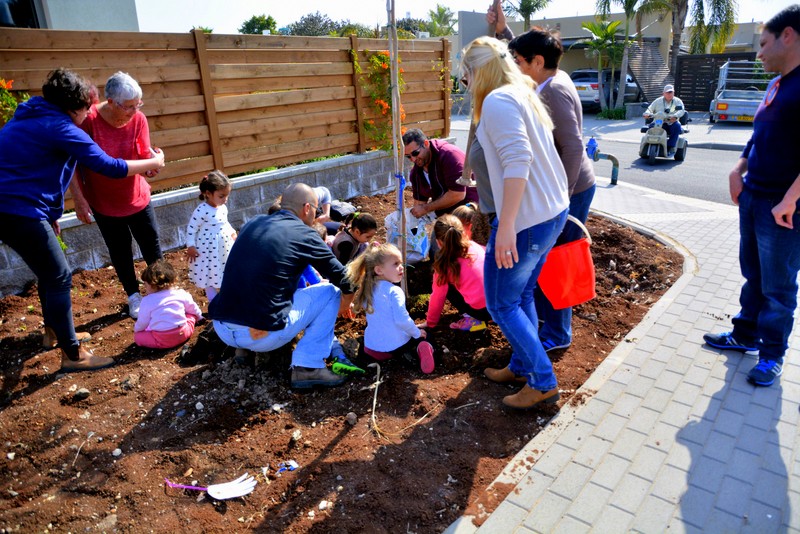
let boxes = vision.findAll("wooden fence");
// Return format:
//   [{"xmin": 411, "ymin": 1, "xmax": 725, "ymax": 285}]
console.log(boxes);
[
  {"xmin": 674, "ymin": 52, "xmax": 756, "ymax": 112},
  {"xmin": 0, "ymin": 28, "xmax": 451, "ymax": 199}
]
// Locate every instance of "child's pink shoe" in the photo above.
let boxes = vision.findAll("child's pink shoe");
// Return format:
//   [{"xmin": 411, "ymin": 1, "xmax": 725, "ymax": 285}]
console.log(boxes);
[
  {"xmin": 449, "ymin": 314, "xmax": 487, "ymax": 332},
  {"xmin": 417, "ymin": 341, "xmax": 435, "ymax": 374}
]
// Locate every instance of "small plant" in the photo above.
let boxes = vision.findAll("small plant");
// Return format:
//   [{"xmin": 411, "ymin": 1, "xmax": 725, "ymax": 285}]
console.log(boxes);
[
  {"xmin": 0, "ymin": 78, "xmax": 30, "ymax": 126},
  {"xmin": 57, "ymin": 235, "xmax": 68, "ymax": 252},
  {"xmin": 597, "ymin": 107, "xmax": 627, "ymax": 120},
  {"xmin": 351, "ymin": 49, "xmax": 406, "ymax": 150}
]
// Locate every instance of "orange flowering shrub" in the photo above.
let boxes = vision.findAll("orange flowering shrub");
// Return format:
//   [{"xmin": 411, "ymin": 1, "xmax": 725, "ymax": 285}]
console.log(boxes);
[
  {"xmin": 0, "ymin": 78, "xmax": 29, "ymax": 127},
  {"xmin": 350, "ymin": 49, "xmax": 406, "ymax": 150}
]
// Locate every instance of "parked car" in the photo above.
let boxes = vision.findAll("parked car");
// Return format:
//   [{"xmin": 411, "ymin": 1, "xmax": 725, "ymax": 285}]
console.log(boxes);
[{"xmin": 570, "ymin": 69, "xmax": 641, "ymax": 111}]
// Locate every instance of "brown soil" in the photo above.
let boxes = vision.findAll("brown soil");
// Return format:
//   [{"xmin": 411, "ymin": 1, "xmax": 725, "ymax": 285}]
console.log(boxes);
[{"xmin": 0, "ymin": 192, "xmax": 682, "ymax": 533}]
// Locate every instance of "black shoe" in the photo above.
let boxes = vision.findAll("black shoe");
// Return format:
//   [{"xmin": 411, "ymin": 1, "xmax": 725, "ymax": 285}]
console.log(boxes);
[
  {"xmin": 703, "ymin": 331, "xmax": 757, "ymax": 353},
  {"xmin": 291, "ymin": 366, "xmax": 347, "ymax": 389}
]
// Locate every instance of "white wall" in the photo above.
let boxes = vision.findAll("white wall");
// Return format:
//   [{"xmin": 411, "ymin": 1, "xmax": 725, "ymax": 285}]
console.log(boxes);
[{"xmin": 39, "ymin": 0, "xmax": 138, "ymax": 31}]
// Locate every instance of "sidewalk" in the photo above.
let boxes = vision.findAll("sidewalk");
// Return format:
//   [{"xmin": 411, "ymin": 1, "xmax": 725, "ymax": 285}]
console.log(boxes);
[{"xmin": 444, "ymin": 118, "xmax": 800, "ymax": 533}]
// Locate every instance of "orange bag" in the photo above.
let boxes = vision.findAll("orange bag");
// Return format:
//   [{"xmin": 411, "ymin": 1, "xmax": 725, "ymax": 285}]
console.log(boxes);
[{"xmin": 537, "ymin": 216, "xmax": 596, "ymax": 310}]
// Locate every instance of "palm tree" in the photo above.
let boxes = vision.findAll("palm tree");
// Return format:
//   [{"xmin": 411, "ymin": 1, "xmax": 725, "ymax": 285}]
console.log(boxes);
[
  {"xmin": 669, "ymin": 0, "xmax": 738, "ymax": 75},
  {"xmin": 503, "ymin": 0, "xmax": 552, "ymax": 32},
  {"xmin": 597, "ymin": 0, "xmax": 672, "ymax": 109},
  {"xmin": 576, "ymin": 19, "xmax": 623, "ymax": 111},
  {"xmin": 427, "ymin": 4, "xmax": 456, "ymax": 36}
]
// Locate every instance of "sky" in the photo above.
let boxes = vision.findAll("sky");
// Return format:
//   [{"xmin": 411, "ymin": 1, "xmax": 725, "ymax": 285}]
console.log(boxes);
[{"xmin": 134, "ymin": 0, "xmax": 794, "ymax": 35}]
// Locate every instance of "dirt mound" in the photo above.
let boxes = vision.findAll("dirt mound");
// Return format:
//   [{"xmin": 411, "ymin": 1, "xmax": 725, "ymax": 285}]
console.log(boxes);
[{"xmin": 0, "ymin": 192, "xmax": 682, "ymax": 532}]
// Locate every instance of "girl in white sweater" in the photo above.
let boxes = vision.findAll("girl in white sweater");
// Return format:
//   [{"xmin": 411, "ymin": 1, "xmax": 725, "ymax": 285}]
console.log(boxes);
[{"xmin": 461, "ymin": 36, "xmax": 570, "ymax": 409}]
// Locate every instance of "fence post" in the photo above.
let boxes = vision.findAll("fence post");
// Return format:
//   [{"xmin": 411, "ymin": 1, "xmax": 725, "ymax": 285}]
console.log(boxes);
[
  {"xmin": 441, "ymin": 38, "xmax": 451, "ymax": 139},
  {"xmin": 349, "ymin": 35, "xmax": 367, "ymax": 154},
  {"xmin": 192, "ymin": 28, "xmax": 224, "ymax": 171}
]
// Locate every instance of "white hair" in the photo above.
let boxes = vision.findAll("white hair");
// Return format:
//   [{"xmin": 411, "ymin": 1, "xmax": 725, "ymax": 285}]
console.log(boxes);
[{"xmin": 104, "ymin": 71, "xmax": 142, "ymax": 103}]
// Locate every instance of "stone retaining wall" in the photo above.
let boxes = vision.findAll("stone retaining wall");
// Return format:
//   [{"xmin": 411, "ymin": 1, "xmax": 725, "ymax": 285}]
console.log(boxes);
[{"xmin": 0, "ymin": 151, "xmax": 397, "ymax": 298}]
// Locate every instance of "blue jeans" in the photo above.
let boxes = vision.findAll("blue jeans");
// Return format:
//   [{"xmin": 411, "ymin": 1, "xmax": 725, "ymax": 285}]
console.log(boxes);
[
  {"xmin": 535, "ymin": 185, "xmax": 596, "ymax": 346},
  {"xmin": 484, "ymin": 210, "xmax": 568, "ymax": 391},
  {"xmin": 93, "ymin": 203, "xmax": 162, "ymax": 297},
  {"xmin": 213, "ymin": 283, "xmax": 345, "ymax": 368},
  {"xmin": 0, "ymin": 214, "xmax": 81, "ymax": 359},
  {"xmin": 664, "ymin": 121, "xmax": 681, "ymax": 148},
  {"xmin": 731, "ymin": 189, "xmax": 800, "ymax": 361}
]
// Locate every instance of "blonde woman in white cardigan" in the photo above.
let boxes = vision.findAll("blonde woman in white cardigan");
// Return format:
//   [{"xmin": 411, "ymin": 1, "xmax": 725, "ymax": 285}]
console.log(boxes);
[{"xmin": 461, "ymin": 36, "xmax": 570, "ymax": 410}]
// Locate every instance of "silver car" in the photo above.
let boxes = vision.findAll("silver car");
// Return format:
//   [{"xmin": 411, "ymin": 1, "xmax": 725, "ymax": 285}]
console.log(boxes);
[{"xmin": 570, "ymin": 69, "xmax": 641, "ymax": 111}]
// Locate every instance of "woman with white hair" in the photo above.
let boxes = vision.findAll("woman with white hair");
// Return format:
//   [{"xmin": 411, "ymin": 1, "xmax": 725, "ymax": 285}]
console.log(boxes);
[
  {"xmin": 460, "ymin": 36, "xmax": 570, "ymax": 409},
  {"xmin": 69, "ymin": 71, "xmax": 163, "ymax": 319}
]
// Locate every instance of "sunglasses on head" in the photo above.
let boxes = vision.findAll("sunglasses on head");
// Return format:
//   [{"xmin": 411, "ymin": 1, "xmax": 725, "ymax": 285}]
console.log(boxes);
[{"xmin": 405, "ymin": 147, "xmax": 423, "ymax": 160}]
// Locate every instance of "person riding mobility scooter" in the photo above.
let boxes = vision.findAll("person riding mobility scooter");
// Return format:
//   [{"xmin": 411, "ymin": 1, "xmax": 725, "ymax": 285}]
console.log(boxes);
[{"xmin": 639, "ymin": 84, "xmax": 689, "ymax": 164}]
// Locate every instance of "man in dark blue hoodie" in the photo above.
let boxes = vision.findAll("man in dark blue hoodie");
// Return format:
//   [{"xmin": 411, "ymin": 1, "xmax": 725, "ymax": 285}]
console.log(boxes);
[
  {"xmin": 704, "ymin": 5, "xmax": 800, "ymax": 387},
  {"xmin": 210, "ymin": 183, "xmax": 356, "ymax": 389},
  {"xmin": 0, "ymin": 68, "xmax": 164, "ymax": 372}
]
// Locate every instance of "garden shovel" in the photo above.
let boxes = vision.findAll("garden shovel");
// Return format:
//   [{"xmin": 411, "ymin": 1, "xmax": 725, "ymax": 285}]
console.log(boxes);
[{"xmin": 164, "ymin": 472, "xmax": 257, "ymax": 500}]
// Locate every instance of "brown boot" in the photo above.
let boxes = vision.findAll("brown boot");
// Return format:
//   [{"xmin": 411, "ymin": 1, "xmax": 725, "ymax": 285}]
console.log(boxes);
[
  {"xmin": 60, "ymin": 347, "xmax": 115, "ymax": 372},
  {"xmin": 502, "ymin": 385, "xmax": 560, "ymax": 409},
  {"xmin": 43, "ymin": 326, "xmax": 91, "ymax": 349},
  {"xmin": 484, "ymin": 366, "xmax": 527, "ymax": 384}
]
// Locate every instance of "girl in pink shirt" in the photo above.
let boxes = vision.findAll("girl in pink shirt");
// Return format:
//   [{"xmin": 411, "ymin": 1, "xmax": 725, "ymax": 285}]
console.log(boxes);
[
  {"xmin": 134, "ymin": 260, "xmax": 203, "ymax": 349},
  {"xmin": 420, "ymin": 215, "xmax": 491, "ymax": 332}
]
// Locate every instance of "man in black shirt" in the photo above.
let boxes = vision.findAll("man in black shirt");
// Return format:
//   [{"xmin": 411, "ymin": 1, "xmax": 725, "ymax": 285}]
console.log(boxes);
[{"xmin": 210, "ymin": 183, "xmax": 355, "ymax": 389}]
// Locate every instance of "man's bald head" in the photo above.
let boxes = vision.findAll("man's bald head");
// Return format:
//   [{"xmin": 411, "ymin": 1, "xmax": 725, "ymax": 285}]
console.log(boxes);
[{"xmin": 282, "ymin": 183, "xmax": 317, "ymax": 225}]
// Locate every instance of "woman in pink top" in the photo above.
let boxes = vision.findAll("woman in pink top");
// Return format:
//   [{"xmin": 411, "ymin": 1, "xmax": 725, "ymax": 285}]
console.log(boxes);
[
  {"xmin": 134, "ymin": 259, "xmax": 202, "ymax": 349},
  {"xmin": 420, "ymin": 215, "xmax": 491, "ymax": 332},
  {"xmin": 69, "ymin": 72, "xmax": 163, "ymax": 320}
]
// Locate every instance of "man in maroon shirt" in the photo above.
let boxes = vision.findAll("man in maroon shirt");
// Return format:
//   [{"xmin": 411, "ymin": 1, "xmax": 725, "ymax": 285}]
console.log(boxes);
[{"xmin": 402, "ymin": 128, "xmax": 478, "ymax": 217}]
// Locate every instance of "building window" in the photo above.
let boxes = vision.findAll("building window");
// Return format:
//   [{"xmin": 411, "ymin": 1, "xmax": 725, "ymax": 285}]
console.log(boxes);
[{"xmin": 1, "ymin": 0, "xmax": 40, "ymax": 28}]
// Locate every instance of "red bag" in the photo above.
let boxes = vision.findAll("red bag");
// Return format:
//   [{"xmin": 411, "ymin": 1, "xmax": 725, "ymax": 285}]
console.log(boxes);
[{"xmin": 538, "ymin": 216, "xmax": 596, "ymax": 309}]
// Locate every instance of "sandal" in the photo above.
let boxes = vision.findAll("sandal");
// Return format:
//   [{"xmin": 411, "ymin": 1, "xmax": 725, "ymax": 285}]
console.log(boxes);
[
  {"xmin": 60, "ymin": 347, "xmax": 115, "ymax": 372},
  {"xmin": 43, "ymin": 326, "xmax": 91, "ymax": 349}
]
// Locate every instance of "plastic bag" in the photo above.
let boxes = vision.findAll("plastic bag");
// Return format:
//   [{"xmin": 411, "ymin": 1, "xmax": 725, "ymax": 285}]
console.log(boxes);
[{"xmin": 384, "ymin": 208, "xmax": 435, "ymax": 264}]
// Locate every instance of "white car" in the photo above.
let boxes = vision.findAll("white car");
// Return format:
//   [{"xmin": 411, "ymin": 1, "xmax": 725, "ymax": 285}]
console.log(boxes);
[{"xmin": 570, "ymin": 69, "xmax": 641, "ymax": 111}]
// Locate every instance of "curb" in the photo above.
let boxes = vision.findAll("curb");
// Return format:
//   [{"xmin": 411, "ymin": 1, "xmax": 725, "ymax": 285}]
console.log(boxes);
[
  {"xmin": 443, "ymin": 205, "xmax": 698, "ymax": 534},
  {"xmin": 593, "ymin": 135, "xmax": 745, "ymax": 152}
]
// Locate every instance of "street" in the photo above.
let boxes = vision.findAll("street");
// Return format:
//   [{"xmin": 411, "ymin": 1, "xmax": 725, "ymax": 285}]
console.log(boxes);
[{"xmin": 586, "ymin": 138, "xmax": 741, "ymax": 205}]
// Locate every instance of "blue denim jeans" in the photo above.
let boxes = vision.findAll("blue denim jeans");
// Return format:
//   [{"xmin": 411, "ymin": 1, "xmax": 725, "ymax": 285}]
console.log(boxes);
[
  {"xmin": 484, "ymin": 209, "xmax": 568, "ymax": 391},
  {"xmin": 213, "ymin": 282, "xmax": 345, "ymax": 368},
  {"xmin": 663, "ymin": 120, "xmax": 682, "ymax": 148},
  {"xmin": 93, "ymin": 203, "xmax": 162, "ymax": 297},
  {"xmin": 731, "ymin": 189, "xmax": 800, "ymax": 361},
  {"xmin": 0, "ymin": 214, "xmax": 81, "ymax": 359},
  {"xmin": 535, "ymin": 185, "xmax": 596, "ymax": 346}
]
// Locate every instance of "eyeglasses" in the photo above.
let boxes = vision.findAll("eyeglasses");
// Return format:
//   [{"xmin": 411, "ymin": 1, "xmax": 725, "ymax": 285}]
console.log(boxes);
[
  {"xmin": 115, "ymin": 100, "xmax": 144, "ymax": 112},
  {"xmin": 459, "ymin": 77, "xmax": 469, "ymax": 89},
  {"xmin": 405, "ymin": 147, "xmax": 423, "ymax": 160}
]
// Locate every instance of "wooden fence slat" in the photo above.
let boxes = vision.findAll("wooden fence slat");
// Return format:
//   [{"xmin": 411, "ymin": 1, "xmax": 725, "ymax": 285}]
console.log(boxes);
[
  {"xmin": 0, "ymin": 49, "xmax": 198, "ymax": 69},
  {"xmin": 207, "ymin": 49, "xmax": 349, "ymax": 64},
  {"xmin": 150, "ymin": 125, "xmax": 210, "ymax": 147},
  {"xmin": 206, "ymin": 34, "xmax": 353, "ymax": 50},
  {"xmin": 349, "ymin": 35, "xmax": 367, "ymax": 154},
  {"xmin": 0, "ymin": 27, "xmax": 196, "ymax": 49},
  {"xmin": 441, "ymin": 38, "xmax": 451, "ymax": 138},
  {"xmin": 218, "ymin": 108, "xmax": 358, "ymax": 139},
  {"xmin": 223, "ymin": 133, "xmax": 359, "ymax": 167},
  {"xmin": 212, "ymin": 74, "xmax": 354, "ymax": 95},
  {"xmin": 211, "ymin": 62, "xmax": 354, "ymax": 80},
  {"xmin": 220, "ymin": 121, "xmax": 355, "ymax": 152},
  {"xmin": 192, "ymin": 29, "xmax": 224, "ymax": 172},
  {"xmin": 147, "ymin": 111, "xmax": 207, "ymax": 131},
  {"xmin": 217, "ymin": 99, "xmax": 355, "ymax": 125},
  {"xmin": 1, "ymin": 65, "xmax": 200, "ymax": 92},
  {"xmin": 214, "ymin": 86, "xmax": 355, "ymax": 113}
]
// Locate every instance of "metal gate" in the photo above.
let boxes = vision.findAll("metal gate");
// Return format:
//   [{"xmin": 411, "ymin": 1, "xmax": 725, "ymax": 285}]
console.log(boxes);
[{"xmin": 675, "ymin": 52, "xmax": 756, "ymax": 112}]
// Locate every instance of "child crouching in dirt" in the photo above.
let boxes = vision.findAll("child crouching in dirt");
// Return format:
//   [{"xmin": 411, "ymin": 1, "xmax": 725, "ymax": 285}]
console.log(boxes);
[
  {"xmin": 134, "ymin": 259, "xmax": 203, "ymax": 349},
  {"xmin": 346, "ymin": 243, "xmax": 435, "ymax": 373},
  {"xmin": 419, "ymin": 215, "xmax": 491, "ymax": 333}
]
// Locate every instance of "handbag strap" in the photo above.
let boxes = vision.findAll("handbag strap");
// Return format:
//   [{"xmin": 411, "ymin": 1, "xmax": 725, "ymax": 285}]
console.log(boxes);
[{"xmin": 566, "ymin": 214, "xmax": 592, "ymax": 245}]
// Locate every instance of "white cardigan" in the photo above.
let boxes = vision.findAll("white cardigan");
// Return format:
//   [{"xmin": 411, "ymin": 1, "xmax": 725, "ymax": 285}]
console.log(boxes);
[{"xmin": 475, "ymin": 84, "xmax": 569, "ymax": 232}]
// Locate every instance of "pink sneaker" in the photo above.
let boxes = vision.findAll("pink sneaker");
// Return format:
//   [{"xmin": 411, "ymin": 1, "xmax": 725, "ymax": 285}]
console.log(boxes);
[
  {"xmin": 449, "ymin": 315, "xmax": 487, "ymax": 332},
  {"xmin": 417, "ymin": 341, "xmax": 435, "ymax": 374}
]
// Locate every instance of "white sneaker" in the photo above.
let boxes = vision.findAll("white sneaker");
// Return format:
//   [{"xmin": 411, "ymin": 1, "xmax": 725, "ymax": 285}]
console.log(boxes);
[{"xmin": 127, "ymin": 292, "xmax": 142, "ymax": 319}]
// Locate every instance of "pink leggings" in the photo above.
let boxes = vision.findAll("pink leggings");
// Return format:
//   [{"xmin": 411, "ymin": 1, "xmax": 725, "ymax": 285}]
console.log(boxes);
[{"xmin": 134, "ymin": 316, "xmax": 196, "ymax": 349}]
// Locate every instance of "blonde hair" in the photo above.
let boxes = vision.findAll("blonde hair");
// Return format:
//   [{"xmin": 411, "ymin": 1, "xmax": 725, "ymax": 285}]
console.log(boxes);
[
  {"xmin": 460, "ymin": 36, "xmax": 553, "ymax": 129},
  {"xmin": 432, "ymin": 215, "xmax": 471, "ymax": 286},
  {"xmin": 345, "ymin": 242, "xmax": 402, "ymax": 314}
]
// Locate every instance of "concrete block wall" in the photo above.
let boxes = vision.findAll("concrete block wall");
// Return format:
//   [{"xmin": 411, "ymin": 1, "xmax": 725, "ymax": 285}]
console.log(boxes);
[{"xmin": 0, "ymin": 150, "xmax": 397, "ymax": 298}]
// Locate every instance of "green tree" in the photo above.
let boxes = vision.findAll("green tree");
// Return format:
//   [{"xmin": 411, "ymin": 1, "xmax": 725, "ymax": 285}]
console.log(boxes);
[
  {"xmin": 287, "ymin": 12, "xmax": 338, "ymax": 36},
  {"xmin": 427, "ymin": 4, "xmax": 456, "ymax": 36},
  {"xmin": 503, "ymin": 0, "xmax": 551, "ymax": 31},
  {"xmin": 238, "ymin": 14, "xmax": 277, "ymax": 35},
  {"xmin": 397, "ymin": 17, "xmax": 429, "ymax": 34},
  {"xmin": 668, "ymin": 0, "xmax": 737, "ymax": 74},
  {"xmin": 334, "ymin": 21, "xmax": 377, "ymax": 38},
  {"xmin": 596, "ymin": 0, "xmax": 671, "ymax": 108},
  {"xmin": 576, "ymin": 19, "xmax": 624, "ymax": 111}
]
